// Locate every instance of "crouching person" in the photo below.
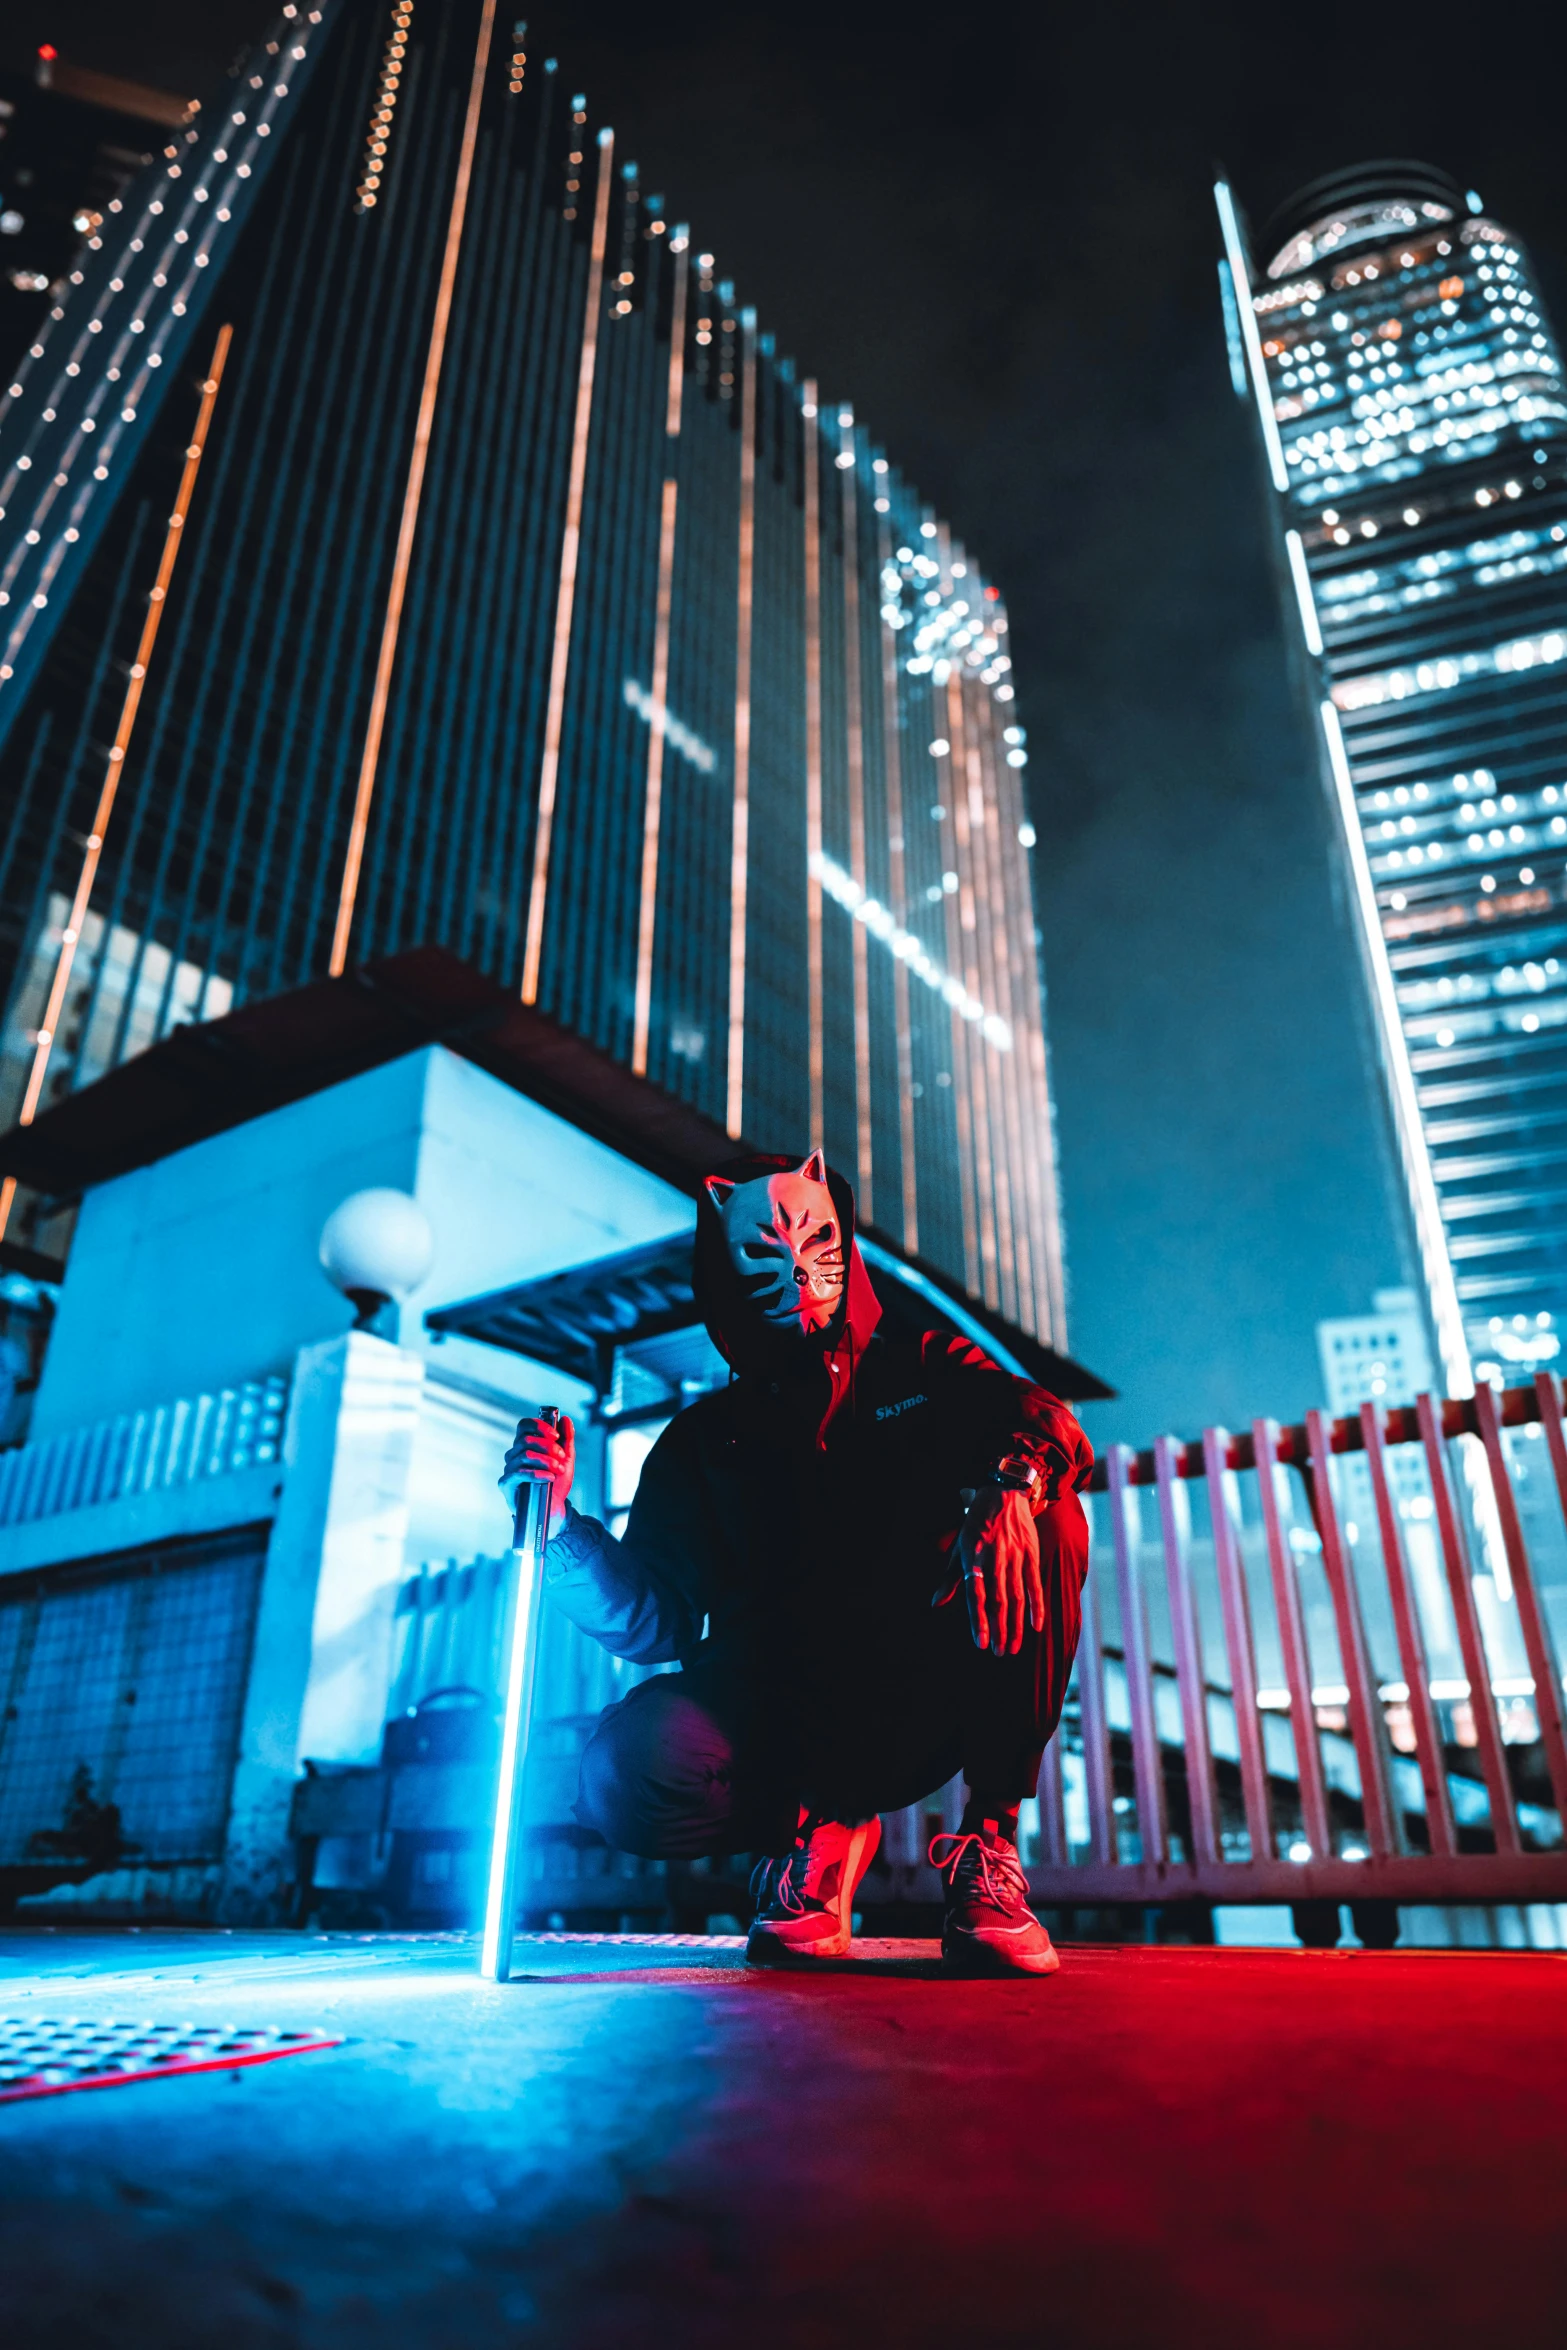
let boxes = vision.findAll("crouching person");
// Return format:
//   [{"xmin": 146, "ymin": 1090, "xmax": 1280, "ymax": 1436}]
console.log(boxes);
[{"xmin": 500, "ymin": 1151, "xmax": 1093, "ymax": 1975}]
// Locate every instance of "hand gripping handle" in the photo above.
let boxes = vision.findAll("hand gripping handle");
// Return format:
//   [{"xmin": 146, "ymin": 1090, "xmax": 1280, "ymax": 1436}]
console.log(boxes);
[{"xmin": 512, "ymin": 1403, "xmax": 560, "ymax": 1554}]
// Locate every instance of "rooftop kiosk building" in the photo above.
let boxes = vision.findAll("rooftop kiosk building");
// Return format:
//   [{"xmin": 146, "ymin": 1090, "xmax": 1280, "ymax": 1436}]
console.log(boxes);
[
  {"xmin": 0, "ymin": 3, "xmax": 1090, "ymax": 1920},
  {"xmin": 0, "ymin": 957, "xmax": 1103, "ymax": 1923},
  {"xmin": 1217, "ymin": 162, "xmax": 1567, "ymax": 1395}
]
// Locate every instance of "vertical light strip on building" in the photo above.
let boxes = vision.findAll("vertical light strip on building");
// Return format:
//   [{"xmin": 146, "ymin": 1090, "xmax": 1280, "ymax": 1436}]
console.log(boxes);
[
  {"xmin": 354, "ymin": 1, "xmax": 415, "ymax": 213},
  {"xmin": 1284, "ymin": 527, "xmax": 1323, "ymax": 655},
  {"xmin": 877, "ymin": 512, "xmax": 919, "ymax": 1253},
  {"xmin": 802, "ymin": 381, "xmax": 824, "ymax": 1143},
  {"xmin": 982, "ymin": 685, "xmax": 1051, "ymax": 1336},
  {"xmin": 990, "ymin": 718, "xmax": 1038, "ymax": 1329},
  {"xmin": 1007, "ymin": 703, "xmax": 1068, "ymax": 1346},
  {"xmin": 1029, "ymin": 1014, "xmax": 1068, "ymax": 1345},
  {"xmin": 966, "ymin": 672, "xmax": 1021, "ymax": 1322},
  {"xmin": 1320, "ymin": 700, "xmax": 1473, "ymax": 1394},
  {"xmin": 630, "ymin": 227, "xmax": 690, "ymax": 1076},
  {"xmin": 967, "ymin": 681, "xmax": 1029, "ymax": 1325},
  {"xmin": 992, "ymin": 689, "xmax": 1062, "ymax": 1341},
  {"xmin": 1213, "ymin": 178, "xmax": 1289, "ymax": 494},
  {"xmin": 838, "ymin": 409, "xmax": 873, "ymax": 1210},
  {"xmin": 946, "ymin": 952, "xmax": 981, "ymax": 1292},
  {"xmin": 932, "ymin": 620, "xmax": 980, "ymax": 1294},
  {"xmin": 725, "ymin": 308, "xmax": 758, "ymax": 1138},
  {"xmin": 946, "ymin": 660, "xmax": 999, "ymax": 1305},
  {"xmin": 521, "ymin": 122, "xmax": 615, "ymax": 1005},
  {"xmin": 0, "ymin": 324, "xmax": 232, "ymax": 1242},
  {"xmin": 330, "ymin": 0, "xmax": 499, "ymax": 978}
]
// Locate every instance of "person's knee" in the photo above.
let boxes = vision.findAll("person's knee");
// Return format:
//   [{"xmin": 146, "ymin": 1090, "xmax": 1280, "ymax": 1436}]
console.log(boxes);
[
  {"xmin": 576, "ymin": 1677, "xmax": 739, "ymax": 1858},
  {"xmin": 575, "ymin": 1715, "xmax": 647, "ymax": 1852}
]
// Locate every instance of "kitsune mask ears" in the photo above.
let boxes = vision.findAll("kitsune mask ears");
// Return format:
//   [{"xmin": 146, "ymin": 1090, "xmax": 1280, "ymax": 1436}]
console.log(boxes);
[{"xmin": 703, "ymin": 1150, "xmax": 830, "ymax": 1214}]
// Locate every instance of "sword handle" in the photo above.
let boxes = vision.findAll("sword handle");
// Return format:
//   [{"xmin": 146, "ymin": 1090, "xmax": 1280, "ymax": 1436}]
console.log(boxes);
[{"xmin": 512, "ymin": 1403, "xmax": 560, "ymax": 1553}]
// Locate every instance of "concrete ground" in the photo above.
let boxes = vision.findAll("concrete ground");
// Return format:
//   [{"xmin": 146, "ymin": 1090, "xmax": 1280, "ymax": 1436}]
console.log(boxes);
[{"xmin": 0, "ymin": 1926, "xmax": 1563, "ymax": 2349}]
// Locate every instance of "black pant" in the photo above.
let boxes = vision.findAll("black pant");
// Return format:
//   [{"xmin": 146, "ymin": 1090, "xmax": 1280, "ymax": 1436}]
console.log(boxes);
[{"xmin": 576, "ymin": 1493, "xmax": 1088, "ymax": 1857}]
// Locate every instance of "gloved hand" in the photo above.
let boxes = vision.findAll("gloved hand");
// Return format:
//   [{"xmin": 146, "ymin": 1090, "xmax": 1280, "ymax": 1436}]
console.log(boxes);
[
  {"xmin": 956, "ymin": 1482, "xmax": 1044, "ymax": 1656},
  {"xmin": 500, "ymin": 1414, "xmax": 576, "ymax": 1541}
]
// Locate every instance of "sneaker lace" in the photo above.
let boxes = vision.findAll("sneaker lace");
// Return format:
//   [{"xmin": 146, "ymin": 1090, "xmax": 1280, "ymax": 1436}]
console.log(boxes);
[
  {"xmin": 749, "ymin": 1842, "xmax": 808, "ymax": 1915},
  {"xmin": 928, "ymin": 1829, "xmax": 1027, "ymax": 1906}
]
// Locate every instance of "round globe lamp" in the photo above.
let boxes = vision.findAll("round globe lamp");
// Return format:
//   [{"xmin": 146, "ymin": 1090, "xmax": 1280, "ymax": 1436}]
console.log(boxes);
[{"xmin": 319, "ymin": 1188, "xmax": 435, "ymax": 1330}]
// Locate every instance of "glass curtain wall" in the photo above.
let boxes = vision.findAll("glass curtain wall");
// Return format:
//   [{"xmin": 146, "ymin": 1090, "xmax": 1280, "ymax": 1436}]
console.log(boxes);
[
  {"xmin": 0, "ymin": 0, "xmax": 1066, "ymax": 1343},
  {"xmin": 1220, "ymin": 162, "xmax": 1567, "ymax": 1388}
]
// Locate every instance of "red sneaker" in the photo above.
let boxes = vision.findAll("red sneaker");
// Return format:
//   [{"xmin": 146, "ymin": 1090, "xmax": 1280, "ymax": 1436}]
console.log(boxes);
[
  {"xmin": 746, "ymin": 1811, "xmax": 882, "ymax": 1964},
  {"xmin": 931, "ymin": 1822, "xmax": 1060, "ymax": 1976}
]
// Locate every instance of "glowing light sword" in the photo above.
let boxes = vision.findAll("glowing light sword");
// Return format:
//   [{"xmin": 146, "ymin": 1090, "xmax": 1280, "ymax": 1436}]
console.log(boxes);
[{"xmin": 480, "ymin": 1405, "xmax": 558, "ymax": 1981}]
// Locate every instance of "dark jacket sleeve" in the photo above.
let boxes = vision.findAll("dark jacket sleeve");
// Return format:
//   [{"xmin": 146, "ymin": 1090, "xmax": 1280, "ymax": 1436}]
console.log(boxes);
[
  {"xmin": 918, "ymin": 1330, "xmax": 1094, "ymax": 1504},
  {"xmin": 541, "ymin": 1415, "xmax": 707, "ymax": 1665}
]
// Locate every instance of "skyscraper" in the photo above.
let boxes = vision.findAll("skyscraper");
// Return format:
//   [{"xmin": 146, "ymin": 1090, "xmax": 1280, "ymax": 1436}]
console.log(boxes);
[
  {"xmin": 0, "ymin": 0, "xmax": 1066, "ymax": 1348},
  {"xmin": 1218, "ymin": 161, "xmax": 1567, "ymax": 1393}
]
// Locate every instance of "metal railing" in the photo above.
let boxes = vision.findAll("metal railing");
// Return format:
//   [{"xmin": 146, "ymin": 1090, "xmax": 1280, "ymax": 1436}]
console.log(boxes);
[
  {"xmin": 0, "ymin": 1376, "xmax": 288, "ymax": 1531},
  {"xmin": 1012, "ymin": 1373, "xmax": 1567, "ymax": 1917}
]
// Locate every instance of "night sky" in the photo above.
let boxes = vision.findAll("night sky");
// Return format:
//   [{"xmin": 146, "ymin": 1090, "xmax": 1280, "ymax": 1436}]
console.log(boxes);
[{"xmin": 6, "ymin": 0, "xmax": 1565, "ymax": 1442}]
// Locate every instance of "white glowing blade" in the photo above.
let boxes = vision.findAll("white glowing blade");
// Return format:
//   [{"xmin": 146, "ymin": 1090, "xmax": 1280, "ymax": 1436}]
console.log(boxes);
[{"xmin": 480, "ymin": 1483, "xmax": 547, "ymax": 1981}]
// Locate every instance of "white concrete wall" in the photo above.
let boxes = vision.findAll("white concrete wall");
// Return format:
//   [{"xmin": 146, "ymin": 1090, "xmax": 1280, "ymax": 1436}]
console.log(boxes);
[
  {"xmin": 33, "ymin": 1054, "xmax": 426, "ymax": 1437},
  {"xmin": 18, "ymin": 1045, "xmax": 696, "ymax": 1917},
  {"xmin": 34, "ymin": 1044, "xmax": 694, "ymax": 1438},
  {"xmin": 407, "ymin": 1047, "xmax": 691, "ymax": 1330}
]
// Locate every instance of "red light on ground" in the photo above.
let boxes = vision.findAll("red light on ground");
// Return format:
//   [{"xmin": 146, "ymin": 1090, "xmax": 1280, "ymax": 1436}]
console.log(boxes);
[
  {"xmin": 984, "ymin": 586, "xmax": 1000, "ymax": 601},
  {"xmin": 38, "ymin": 43, "xmax": 57, "ymax": 60}
]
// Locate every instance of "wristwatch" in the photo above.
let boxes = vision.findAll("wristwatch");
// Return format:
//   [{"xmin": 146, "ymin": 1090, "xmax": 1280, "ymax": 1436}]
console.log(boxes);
[{"xmin": 986, "ymin": 1455, "xmax": 1040, "ymax": 1494}]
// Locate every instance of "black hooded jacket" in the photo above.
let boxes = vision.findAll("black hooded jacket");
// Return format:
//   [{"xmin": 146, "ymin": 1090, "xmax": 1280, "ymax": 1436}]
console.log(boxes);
[{"xmin": 543, "ymin": 1157, "xmax": 1094, "ymax": 1676}]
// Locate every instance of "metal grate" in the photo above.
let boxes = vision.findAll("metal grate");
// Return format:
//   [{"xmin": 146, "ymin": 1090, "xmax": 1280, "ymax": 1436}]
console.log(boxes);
[
  {"xmin": 0, "ymin": 2015, "xmax": 339, "ymax": 2103},
  {"xmin": 0, "ymin": 1525, "xmax": 268, "ymax": 1867}
]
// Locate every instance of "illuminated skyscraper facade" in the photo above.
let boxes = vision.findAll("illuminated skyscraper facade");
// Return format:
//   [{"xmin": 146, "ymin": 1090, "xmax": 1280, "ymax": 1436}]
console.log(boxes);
[
  {"xmin": 0, "ymin": 0, "xmax": 1066, "ymax": 1346},
  {"xmin": 1218, "ymin": 162, "xmax": 1567, "ymax": 1391}
]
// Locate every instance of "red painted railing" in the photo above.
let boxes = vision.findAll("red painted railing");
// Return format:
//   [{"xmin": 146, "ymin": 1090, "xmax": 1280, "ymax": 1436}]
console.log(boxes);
[{"xmin": 1014, "ymin": 1372, "xmax": 1567, "ymax": 1921}]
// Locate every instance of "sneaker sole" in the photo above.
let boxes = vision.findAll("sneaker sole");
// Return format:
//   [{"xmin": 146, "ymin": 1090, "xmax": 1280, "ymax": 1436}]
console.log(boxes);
[
  {"xmin": 942, "ymin": 1930, "xmax": 1061, "ymax": 1978},
  {"xmin": 746, "ymin": 1815, "xmax": 883, "ymax": 1965}
]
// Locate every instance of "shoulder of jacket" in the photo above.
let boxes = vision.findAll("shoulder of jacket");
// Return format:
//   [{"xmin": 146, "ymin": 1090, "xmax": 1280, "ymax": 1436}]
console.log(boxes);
[
  {"xmin": 918, "ymin": 1326, "xmax": 1002, "ymax": 1376},
  {"xmin": 669, "ymin": 1384, "xmax": 738, "ymax": 1436}
]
